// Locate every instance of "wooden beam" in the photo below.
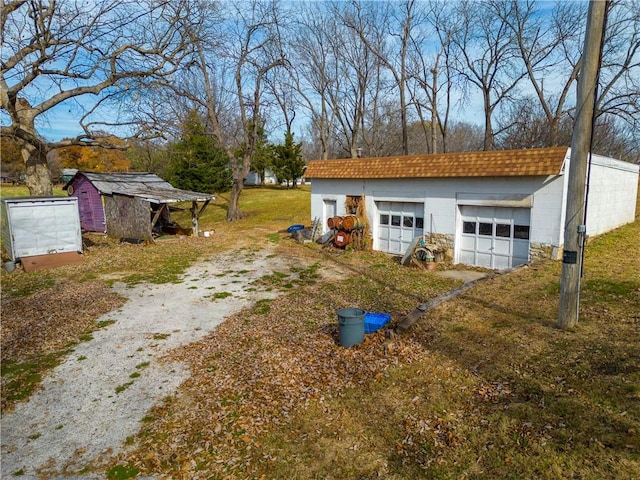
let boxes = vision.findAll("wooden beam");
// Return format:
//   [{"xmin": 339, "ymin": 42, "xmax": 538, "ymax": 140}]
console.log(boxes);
[
  {"xmin": 150, "ymin": 204, "xmax": 166, "ymax": 231},
  {"xmin": 197, "ymin": 199, "xmax": 211, "ymax": 218},
  {"xmin": 191, "ymin": 201, "xmax": 199, "ymax": 236},
  {"xmin": 395, "ymin": 274, "xmax": 494, "ymax": 334}
]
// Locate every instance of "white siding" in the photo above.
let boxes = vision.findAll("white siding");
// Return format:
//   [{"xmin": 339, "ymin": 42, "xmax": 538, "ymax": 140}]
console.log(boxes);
[
  {"xmin": 529, "ymin": 175, "xmax": 567, "ymax": 249},
  {"xmin": 311, "ymin": 176, "xmax": 565, "ymax": 246},
  {"xmin": 309, "ymin": 153, "xmax": 638, "ymax": 266},
  {"xmin": 583, "ymin": 154, "xmax": 639, "ymax": 236}
]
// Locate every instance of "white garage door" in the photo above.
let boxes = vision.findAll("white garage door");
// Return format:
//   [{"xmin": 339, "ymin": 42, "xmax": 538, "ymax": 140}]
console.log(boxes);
[
  {"xmin": 377, "ymin": 201, "xmax": 424, "ymax": 255},
  {"xmin": 459, "ymin": 206, "xmax": 530, "ymax": 269}
]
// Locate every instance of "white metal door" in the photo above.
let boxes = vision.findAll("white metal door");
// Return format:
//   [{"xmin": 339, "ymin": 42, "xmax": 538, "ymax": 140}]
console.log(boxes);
[
  {"xmin": 323, "ymin": 199, "xmax": 337, "ymax": 232},
  {"xmin": 377, "ymin": 201, "xmax": 425, "ymax": 254},
  {"xmin": 459, "ymin": 206, "xmax": 530, "ymax": 269}
]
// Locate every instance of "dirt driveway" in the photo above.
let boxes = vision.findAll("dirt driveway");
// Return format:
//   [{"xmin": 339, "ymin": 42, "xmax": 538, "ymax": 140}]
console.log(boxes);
[{"xmin": 1, "ymin": 245, "xmax": 322, "ymax": 478}]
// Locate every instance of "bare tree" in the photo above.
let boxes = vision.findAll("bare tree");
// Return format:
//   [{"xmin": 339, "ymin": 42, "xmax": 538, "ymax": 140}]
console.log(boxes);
[
  {"xmin": 495, "ymin": 1, "xmax": 639, "ymax": 152},
  {"xmin": 406, "ymin": 0, "xmax": 461, "ymax": 153},
  {"xmin": 342, "ymin": 1, "xmax": 417, "ymax": 155},
  {"xmin": 494, "ymin": 0, "xmax": 585, "ymax": 146},
  {"xmin": 159, "ymin": 0, "xmax": 287, "ymax": 220},
  {"xmin": 325, "ymin": 1, "xmax": 379, "ymax": 158},
  {"xmin": 596, "ymin": 0, "xmax": 640, "ymax": 134},
  {"xmin": 449, "ymin": 0, "xmax": 528, "ymax": 150},
  {"xmin": 290, "ymin": 1, "xmax": 382, "ymax": 159},
  {"xmin": 288, "ymin": 3, "xmax": 335, "ymax": 160},
  {"xmin": 1, "ymin": 0, "xmax": 191, "ymax": 195}
]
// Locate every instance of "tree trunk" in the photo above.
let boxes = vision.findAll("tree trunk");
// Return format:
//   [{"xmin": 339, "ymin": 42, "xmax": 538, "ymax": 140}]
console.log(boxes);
[
  {"xmin": 431, "ymin": 68, "xmax": 438, "ymax": 154},
  {"xmin": 548, "ymin": 117, "xmax": 560, "ymax": 146},
  {"xmin": 226, "ymin": 154, "xmax": 252, "ymax": 221},
  {"xmin": 23, "ymin": 144, "xmax": 53, "ymax": 196},
  {"xmin": 227, "ymin": 180, "xmax": 244, "ymax": 221},
  {"xmin": 483, "ymin": 92, "xmax": 494, "ymax": 151}
]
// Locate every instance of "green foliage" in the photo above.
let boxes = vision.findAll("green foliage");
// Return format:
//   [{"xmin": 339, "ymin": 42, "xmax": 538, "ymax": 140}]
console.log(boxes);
[
  {"xmin": 0, "ymin": 136, "xmax": 25, "ymax": 184},
  {"xmin": 115, "ymin": 381, "xmax": 134, "ymax": 394},
  {"xmin": 245, "ymin": 119, "xmax": 274, "ymax": 185},
  {"xmin": 166, "ymin": 110, "xmax": 232, "ymax": 193},
  {"xmin": 272, "ymin": 131, "xmax": 305, "ymax": 187},
  {"xmin": 1, "ymin": 350, "xmax": 70, "ymax": 409},
  {"xmin": 106, "ymin": 464, "xmax": 140, "ymax": 480},
  {"xmin": 126, "ymin": 138, "xmax": 171, "ymax": 177}
]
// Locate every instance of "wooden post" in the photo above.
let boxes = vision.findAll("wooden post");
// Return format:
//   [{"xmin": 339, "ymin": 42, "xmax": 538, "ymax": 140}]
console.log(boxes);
[
  {"xmin": 558, "ymin": 0, "xmax": 607, "ymax": 329},
  {"xmin": 191, "ymin": 201, "xmax": 198, "ymax": 236}
]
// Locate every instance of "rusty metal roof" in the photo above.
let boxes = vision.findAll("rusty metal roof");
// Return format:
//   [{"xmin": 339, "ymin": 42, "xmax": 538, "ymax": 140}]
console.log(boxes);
[
  {"xmin": 115, "ymin": 187, "xmax": 214, "ymax": 203},
  {"xmin": 304, "ymin": 147, "xmax": 569, "ymax": 179},
  {"xmin": 67, "ymin": 172, "xmax": 214, "ymax": 203}
]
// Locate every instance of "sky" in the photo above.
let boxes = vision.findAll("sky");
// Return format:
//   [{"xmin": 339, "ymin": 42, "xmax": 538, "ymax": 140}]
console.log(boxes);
[{"xmin": 2, "ymin": 0, "xmax": 589, "ymax": 146}]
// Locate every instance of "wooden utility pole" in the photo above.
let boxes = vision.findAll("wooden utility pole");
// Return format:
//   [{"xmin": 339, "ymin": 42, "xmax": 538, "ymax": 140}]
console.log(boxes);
[{"xmin": 558, "ymin": 0, "xmax": 608, "ymax": 329}]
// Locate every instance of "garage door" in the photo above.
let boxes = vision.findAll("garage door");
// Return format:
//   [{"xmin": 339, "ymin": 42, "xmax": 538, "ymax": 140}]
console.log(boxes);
[
  {"xmin": 459, "ymin": 206, "xmax": 530, "ymax": 269},
  {"xmin": 377, "ymin": 201, "xmax": 424, "ymax": 255}
]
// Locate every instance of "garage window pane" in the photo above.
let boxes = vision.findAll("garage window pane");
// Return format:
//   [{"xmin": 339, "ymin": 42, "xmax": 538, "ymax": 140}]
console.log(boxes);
[
  {"xmin": 391, "ymin": 215, "xmax": 401, "ymax": 226},
  {"xmin": 403, "ymin": 216, "xmax": 414, "ymax": 227},
  {"xmin": 463, "ymin": 221, "xmax": 476, "ymax": 234},
  {"xmin": 496, "ymin": 223, "xmax": 511, "ymax": 237},
  {"xmin": 479, "ymin": 222, "xmax": 492, "ymax": 236},
  {"xmin": 514, "ymin": 225, "xmax": 530, "ymax": 239},
  {"xmin": 380, "ymin": 214, "xmax": 389, "ymax": 225},
  {"xmin": 416, "ymin": 217, "xmax": 424, "ymax": 229}
]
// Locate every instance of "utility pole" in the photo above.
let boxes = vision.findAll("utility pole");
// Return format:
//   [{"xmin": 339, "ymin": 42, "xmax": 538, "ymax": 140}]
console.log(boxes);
[{"xmin": 558, "ymin": 0, "xmax": 608, "ymax": 329}]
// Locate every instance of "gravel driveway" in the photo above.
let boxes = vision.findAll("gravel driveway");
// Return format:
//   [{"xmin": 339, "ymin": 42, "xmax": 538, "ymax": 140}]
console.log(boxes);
[{"xmin": 1, "ymin": 246, "xmax": 297, "ymax": 478}]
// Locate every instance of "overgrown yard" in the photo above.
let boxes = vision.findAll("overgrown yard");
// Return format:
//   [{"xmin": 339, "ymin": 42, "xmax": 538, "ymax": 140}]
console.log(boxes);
[{"xmin": 1, "ymin": 185, "xmax": 639, "ymax": 479}]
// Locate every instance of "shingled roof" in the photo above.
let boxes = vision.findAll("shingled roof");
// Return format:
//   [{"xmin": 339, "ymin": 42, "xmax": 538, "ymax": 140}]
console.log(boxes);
[{"xmin": 305, "ymin": 146, "xmax": 569, "ymax": 179}]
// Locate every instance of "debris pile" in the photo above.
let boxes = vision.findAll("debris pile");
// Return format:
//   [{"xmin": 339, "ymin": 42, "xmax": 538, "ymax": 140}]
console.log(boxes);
[{"xmin": 318, "ymin": 195, "xmax": 372, "ymax": 250}]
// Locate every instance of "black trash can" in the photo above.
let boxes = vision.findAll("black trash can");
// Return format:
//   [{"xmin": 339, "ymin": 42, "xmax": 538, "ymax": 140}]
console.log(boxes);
[{"xmin": 337, "ymin": 308, "xmax": 365, "ymax": 348}]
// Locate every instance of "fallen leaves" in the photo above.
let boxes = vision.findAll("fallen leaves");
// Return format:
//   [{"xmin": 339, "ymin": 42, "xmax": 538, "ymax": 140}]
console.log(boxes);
[
  {"xmin": 1, "ymin": 280, "xmax": 126, "ymax": 412},
  {"xmin": 121, "ymin": 274, "xmax": 428, "ymax": 477},
  {"xmin": 1, "ymin": 280, "xmax": 125, "ymax": 361}
]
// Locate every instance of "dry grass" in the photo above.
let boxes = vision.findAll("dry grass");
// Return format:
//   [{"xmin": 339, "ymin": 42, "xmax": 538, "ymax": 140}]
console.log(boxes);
[
  {"xmin": 117, "ymin": 219, "xmax": 638, "ymax": 478},
  {"xmin": 0, "ymin": 185, "xmax": 311, "ymax": 414},
  {"xmin": 2, "ymin": 183, "xmax": 639, "ymax": 479}
]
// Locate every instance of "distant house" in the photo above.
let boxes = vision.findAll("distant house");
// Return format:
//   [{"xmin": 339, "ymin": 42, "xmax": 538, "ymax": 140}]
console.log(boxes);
[
  {"xmin": 305, "ymin": 147, "xmax": 639, "ymax": 270},
  {"xmin": 64, "ymin": 171, "xmax": 215, "ymax": 241},
  {"xmin": 245, "ymin": 169, "xmax": 278, "ymax": 186}
]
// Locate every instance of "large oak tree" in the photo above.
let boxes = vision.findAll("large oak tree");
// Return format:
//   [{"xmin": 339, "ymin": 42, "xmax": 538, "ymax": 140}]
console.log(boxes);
[{"xmin": 1, "ymin": 0, "xmax": 191, "ymax": 195}]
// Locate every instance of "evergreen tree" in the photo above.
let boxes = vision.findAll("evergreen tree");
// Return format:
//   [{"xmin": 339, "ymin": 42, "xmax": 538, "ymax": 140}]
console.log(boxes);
[
  {"xmin": 167, "ymin": 111, "xmax": 232, "ymax": 193},
  {"xmin": 273, "ymin": 131, "xmax": 305, "ymax": 188},
  {"xmin": 248, "ymin": 120, "xmax": 274, "ymax": 185}
]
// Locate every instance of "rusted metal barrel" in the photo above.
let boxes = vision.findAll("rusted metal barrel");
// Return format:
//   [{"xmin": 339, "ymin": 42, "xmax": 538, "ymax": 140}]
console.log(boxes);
[
  {"xmin": 342, "ymin": 215, "xmax": 364, "ymax": 231},
  {"xmin": 327, "ymin": 216, "xmax": 344, "ymax": 229},
  {"xmin": 333, "ymin": 230, "xmax": 351, "ymax": 247}
]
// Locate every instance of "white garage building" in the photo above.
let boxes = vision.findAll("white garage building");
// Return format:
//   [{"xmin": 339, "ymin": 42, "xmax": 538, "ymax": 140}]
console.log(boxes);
[{"xmin": 305, "ymin": 147, "xmax": 638, "ymax": 269}]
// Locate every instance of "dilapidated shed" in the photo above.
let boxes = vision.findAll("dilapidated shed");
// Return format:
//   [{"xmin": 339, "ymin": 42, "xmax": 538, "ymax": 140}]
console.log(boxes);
[{"xmin": 64, "ymin": 172, "xmax": 215, "ymax": 241}]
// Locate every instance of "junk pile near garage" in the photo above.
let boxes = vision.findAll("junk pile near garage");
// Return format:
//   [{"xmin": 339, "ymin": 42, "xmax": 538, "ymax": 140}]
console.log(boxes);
[
  {"xmin": 400, "ymin": 236, "xmax": 448, "ymax": 270},
  {"xmin": 325, "ymin": 214, "xmax": 366, "ymax": 249},
  {"xmin": 318, "ymin": 195, "xmax": 372, "ymax": 250},
  {"xmin": 288, "ymin": 220, "xmax": 322, "ymax": 243}
]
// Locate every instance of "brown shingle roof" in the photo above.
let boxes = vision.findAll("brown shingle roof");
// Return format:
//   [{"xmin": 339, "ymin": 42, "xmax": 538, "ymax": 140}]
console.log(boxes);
[{"xmin": 304, "ymin": 147, "xmax": 569, "ymax": 179}]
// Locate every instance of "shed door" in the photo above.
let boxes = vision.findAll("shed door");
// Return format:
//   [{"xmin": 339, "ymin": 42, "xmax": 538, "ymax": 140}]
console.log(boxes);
[
  {"xmin": 323, "ymin": 199, "xmax": 337, "ymax": 232},
  {"xmin": 77, "ymin": 188, "xmax": 106, "ymax": 232},
  {"xmin": 458, "ymin": 206, "xmax": 530, "ymax": 269},
  {"xmin": 377, "ymin": 201, "xmax": 424, "ymax": 255}
]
